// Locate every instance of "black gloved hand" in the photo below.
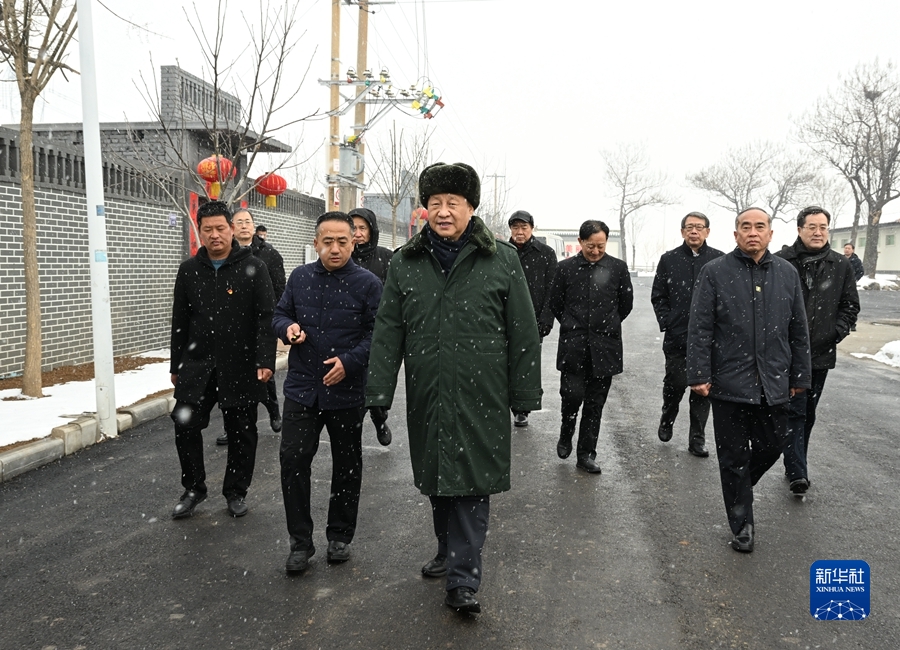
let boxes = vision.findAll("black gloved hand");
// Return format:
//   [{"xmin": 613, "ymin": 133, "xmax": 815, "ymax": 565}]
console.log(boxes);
[{"xmin": 368, "ymin": 405, "xmax": 389, "ymax": 425}]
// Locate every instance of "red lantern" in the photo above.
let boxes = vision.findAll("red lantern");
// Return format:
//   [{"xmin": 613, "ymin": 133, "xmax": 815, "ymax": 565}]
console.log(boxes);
[
  {"xmin": 255, "ymin": 172, "xmax": 287, "ymax": 208},
  {"xmin": 197, "ymin": 155, "xmax": 235, "ymax": 199}
]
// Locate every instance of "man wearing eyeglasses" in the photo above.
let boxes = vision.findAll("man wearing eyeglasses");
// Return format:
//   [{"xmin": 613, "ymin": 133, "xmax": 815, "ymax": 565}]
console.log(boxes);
[
  {"xmin": 651, "ymin": 212, "xmax": 724, "ymax": 457},
  {"xmin": 548, "ymin": 220, "xmax": 633, "ymax": 474},
  {"xmin": 775, "ymin": 206, "xmax": 859, "ymax": 496}
]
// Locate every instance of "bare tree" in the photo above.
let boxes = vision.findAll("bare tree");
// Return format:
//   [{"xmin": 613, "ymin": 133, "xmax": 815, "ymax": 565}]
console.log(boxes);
[
  {"xmin": 126, "ymin": 0, "xmax": 316, "ymax": 218},
  {"xmin": 366, "ymin": 121, "xmax": 431, "ymax": 248},
  {"xmin": 688, "ymin": 141, "xmax": 817, "ymax": 223},
  {"xmin": 601, "ymin": 143, "xmax": 674, "ymax": 270},
  {"xmin": 1, "ymin": 0, "xmax": 78, "ymax": 397},
  {"xmin": 797, "ymin": 60, "xmax": 900, "ymax": 276}
]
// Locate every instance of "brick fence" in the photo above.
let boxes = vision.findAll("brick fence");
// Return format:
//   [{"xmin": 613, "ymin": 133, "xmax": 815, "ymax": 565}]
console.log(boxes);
[{"xmin": 0, "ymin": 127, "xmax": 404, "ymax": 379}]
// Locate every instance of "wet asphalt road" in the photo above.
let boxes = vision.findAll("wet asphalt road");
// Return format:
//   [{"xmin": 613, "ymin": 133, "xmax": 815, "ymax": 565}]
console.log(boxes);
[{"xmin": 1, "ymin": 282, "xmax": 899, "ymax": 649}]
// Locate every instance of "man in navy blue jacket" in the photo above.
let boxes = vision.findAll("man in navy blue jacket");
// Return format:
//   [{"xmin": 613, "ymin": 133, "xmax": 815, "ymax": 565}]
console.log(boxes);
[{"xmin": 273, "ymin": 212, "xmax": 383, "ymax": 575}]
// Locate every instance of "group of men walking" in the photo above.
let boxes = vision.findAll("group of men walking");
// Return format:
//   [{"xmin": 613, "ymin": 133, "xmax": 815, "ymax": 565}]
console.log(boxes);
[{"xmin": 166, "ymin": 161, "xmax": 860, "ymax": 616}]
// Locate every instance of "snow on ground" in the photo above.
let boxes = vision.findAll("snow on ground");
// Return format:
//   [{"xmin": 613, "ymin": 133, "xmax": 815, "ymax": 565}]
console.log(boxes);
[
  {"xmin": 0, "ymin": 350, "xmax": 172, "ymax": 449},
  {"xmin": 852, "ymin": 340, "xmax": 900, "ymax": 369},
  {"xmin": 859, "ymin": 273, "xmax": 898, "ymax": 290}
]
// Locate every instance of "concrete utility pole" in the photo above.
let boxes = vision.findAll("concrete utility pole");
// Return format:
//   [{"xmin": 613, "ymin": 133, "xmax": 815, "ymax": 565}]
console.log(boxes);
[
  {"xmin": 349, "ymin": 0, "xmax": 369, "ymax": 210},
  {"xmin": 76, "ymin": 0, "xmax": 118, "ymax": 438},
  {"xmin": 327, "ymin": 0, "xmax": 341, "ymax": 211}
]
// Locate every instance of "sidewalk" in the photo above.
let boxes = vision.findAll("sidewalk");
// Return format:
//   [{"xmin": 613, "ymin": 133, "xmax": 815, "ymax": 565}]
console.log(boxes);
[{"xmin": 0, "ymin": 352, "xmax": 288, "ymax": 483}]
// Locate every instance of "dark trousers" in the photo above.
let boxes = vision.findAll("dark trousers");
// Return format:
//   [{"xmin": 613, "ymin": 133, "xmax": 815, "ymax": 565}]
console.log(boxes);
[
  {"xmin": 429, "ymin": 495, "xmax": 490, "ymax": 592},
  {"xmin": 711, "ymin": 397, "xmax": 789, "ymax": 535},
  {"xmin": 263, "ymin": 374, "xmax": 280, "ymax": 419},
  {"xmin": 560, "ymin": 357, "xmax": 613, "ymax": 461},
  {"xmin": 279, "ymin": 397, "xmax": 364, "ymax": 551},
  {"xmin": 660, "ymin": 350, "xmax": 710, "ymax": 446},
  {"xmin": 172, "ymin": 372, "xmax": 258, "ymax": 499},
  {"xmin": 783, "ymin": 369, "xmax": 829, "ymax": 482}
]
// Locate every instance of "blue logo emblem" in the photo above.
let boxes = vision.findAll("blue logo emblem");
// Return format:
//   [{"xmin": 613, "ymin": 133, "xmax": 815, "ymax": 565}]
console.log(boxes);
[{"xmin": 810, "ymin": 560, "xmax": 870, "ymax": 620}]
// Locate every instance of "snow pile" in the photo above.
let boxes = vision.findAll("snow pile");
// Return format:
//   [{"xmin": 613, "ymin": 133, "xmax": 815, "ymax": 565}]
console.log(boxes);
[
  {"xmin": 858, "ymin": 274, "xmax": 898, "ymax": 290},
  {"xmin": 0, "ymin": 350, "xmax": 172, "ymax": 449},
  {"xmin": 852, "ymin": 340, "xmax": 900, "ymax": 369}
]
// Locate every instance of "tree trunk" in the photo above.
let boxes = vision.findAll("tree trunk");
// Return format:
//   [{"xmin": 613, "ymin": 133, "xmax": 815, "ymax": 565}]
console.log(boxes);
[
  {"xmin": 19, "ymin": 96, "xmax": 44, "ymax": 397},
  {"xmin": 862, "ymin": 207, "xmax": 881, "ymax": 278},
  {"xmin": 391, "ymin": 202, "xmax": 398, "ymax": 249},
  {"xmin": 618, "ymin": 208, "xmax": 629, "ymax": 269},
  {"xmin": 849, "ymin": 192, "xmax": 862, "ymax": 247}
]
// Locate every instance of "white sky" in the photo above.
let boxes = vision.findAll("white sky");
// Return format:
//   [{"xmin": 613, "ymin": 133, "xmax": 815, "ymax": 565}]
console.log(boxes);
[{"xmin": 3, "ymin": 0, "xmax": 900, "ymax": 265}]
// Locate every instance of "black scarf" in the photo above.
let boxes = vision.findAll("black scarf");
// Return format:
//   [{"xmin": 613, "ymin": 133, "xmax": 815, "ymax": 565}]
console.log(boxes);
[{"xmin": 424, "ymin": 220, "xmax": 474, "ymax": 275}]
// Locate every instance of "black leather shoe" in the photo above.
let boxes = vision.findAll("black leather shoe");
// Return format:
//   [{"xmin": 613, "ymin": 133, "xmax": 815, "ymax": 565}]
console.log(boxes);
[
  {"xmin": 172, "ymin": 490, "xmax": 207, "ymax": 519},
  {"xmin": 688, "ymin": 443, "xmax": 710, "ymax": 458},
  {"xmin": 658, "ymin": 424, "xmax": 673, "ymax": 442},
  {"xmin": 790, "ymin": 478, "xmax": 810, "ymax": 495},
  {"xmin": 514, "ymin": 413, "xmax": 529, "ymax": 427},
  {"xmin": 216, "ymin": 433, "xmax": 228, "ymax": 445},
  {"xmin": 731, "ymin": 523, "xmax": 754, "ymax": 553},
  {"xmin": 285, "ymin": 546, "xmax": 315, "ymax": 574},
  {"xmin": 421, "ymin": 553, "xmax": 448, "ymax": 577},
  {"xmin": 557, "ymin": 435, "xmax": 573, "ymax": 459},
  {"xmin": 270, "ymin": 415, "xmax": 283, "ymax": 433},
  {"xmin": 326, "ymin": 540, "xmax": 351, "ymax": 563},
  {"xmin": 576, "ymin": 457, "xmax": 602, "ymax": 474},
  {"xmin": 227, "ymin": 497, "xmax": 249, "ymax": 517},
  {"xmin": 444, "ymin": 586, "xmax": 481, "ymax": 614},
  {"xmin": 376, "ymin": 421, "xmax": 392, "ymax": 446}
]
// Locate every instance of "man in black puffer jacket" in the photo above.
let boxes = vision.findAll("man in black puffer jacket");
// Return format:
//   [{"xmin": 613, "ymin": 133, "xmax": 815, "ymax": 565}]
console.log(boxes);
[
  {"xmin": 350, "ymin": 207, "xmax": 394, "ymax": 282},
  {"xmin": 776, "ymin": 206, "xmax": 859, "ymax": 496},
  {"xmin": 508, "ymin": 209, "xmax": 558, "ymax": 428},
  {"xmin": 349, "ymin": 207, "xmax": 395, "ymax": 445},
  {"xmin": 651, "ymin": 211, "xmax": 724, "ymax": 457}
]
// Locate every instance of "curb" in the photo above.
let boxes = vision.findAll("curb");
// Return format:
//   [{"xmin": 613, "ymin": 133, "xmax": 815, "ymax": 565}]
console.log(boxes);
[{"xmin": 0, "ymin": 353, "xmax": 288, "ymax": 484}]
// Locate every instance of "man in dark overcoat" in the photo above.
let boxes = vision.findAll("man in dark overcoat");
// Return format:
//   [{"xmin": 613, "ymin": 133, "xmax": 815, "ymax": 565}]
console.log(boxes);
[
  {"xmin": 651, "ymin": 211, "xmax": 724, "ymax": 457},
  {"xmin": 273, "ymin": 212, "xmax": 383, "ymax": 575},
  {"xmin": 349, "ymin": 207, "xmax": 395, "ymax": 446},
  {"xmin": 776, "ymin": 206, "xmax": 858, "ymax": 495},
  {"xmin": 843, "ymin": 242, "xmax": 865, "ymax": 282},
  {"xmin": 169, "ymin": 200, "xmax": 276, "ymax": 520},
  {"xmin": 548, "ymin": 220, "xmax": 633, "ymax": 474},
  {"xmin": 688, "ymin": 208, "xmax": 811, "ymax": 553},
  {"xmin": 508, "ymin": 209, "xmax": 558, "ymax": 428},
  {"xmin": 366, "ymin": 162, "xmax": 542, "ymax": 615},
  {"xmin": 213, "ymin": 207, "xmax": 285, "ymax": 446}
]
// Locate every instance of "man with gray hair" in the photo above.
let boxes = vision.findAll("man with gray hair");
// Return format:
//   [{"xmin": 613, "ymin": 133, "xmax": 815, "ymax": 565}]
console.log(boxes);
[
  {"xmin": 688, "ymin": 207, "xmax": 810, "ymax": 553},
  {"xmin": 651, "ymin": 211, "xmax": 724, "ymax": 457}
]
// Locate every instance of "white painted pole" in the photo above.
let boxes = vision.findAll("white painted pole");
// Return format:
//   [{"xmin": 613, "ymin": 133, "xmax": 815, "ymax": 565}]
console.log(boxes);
[{"xmin": 76, "ymin": 0, "xmax": 117, "ymax": 438}]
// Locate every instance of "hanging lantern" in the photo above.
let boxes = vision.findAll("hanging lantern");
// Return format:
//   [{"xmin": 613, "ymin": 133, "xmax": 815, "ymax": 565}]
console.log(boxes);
[
  {"xmin": 196, "ymin": 155, "xmax": 235, "ymax": 199},
  {"xmin": 255, "ymin": 172, "xmax": 287, "ymax": 208}
]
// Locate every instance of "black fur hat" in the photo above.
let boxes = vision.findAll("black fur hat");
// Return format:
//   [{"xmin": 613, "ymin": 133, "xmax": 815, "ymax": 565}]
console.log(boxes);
[{"xmin": 419, "ymin": 162, "xmax": 480, "ymax": 209}]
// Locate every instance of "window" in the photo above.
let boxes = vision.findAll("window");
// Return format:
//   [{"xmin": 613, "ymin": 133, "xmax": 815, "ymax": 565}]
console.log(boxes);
[
  {"xmin": 841, "ymin": 239, "xmax": 849, "ymax": 247},
  {"xmin": 887, "ymin": 234, "xmax": 896, "ymax": 246},
  {"xmin": 859, "ymin": 237, "xmax": 866, "ymax": 249}
]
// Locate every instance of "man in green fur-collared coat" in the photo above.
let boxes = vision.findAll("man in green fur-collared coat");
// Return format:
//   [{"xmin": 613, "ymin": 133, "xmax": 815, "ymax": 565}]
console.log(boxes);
[{"xmin": 365, "ymin": 162, "xmax": 542, "ymax": 615}]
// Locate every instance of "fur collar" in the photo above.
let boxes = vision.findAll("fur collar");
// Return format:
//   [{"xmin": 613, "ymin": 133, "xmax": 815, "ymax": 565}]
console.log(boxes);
[{"xmin": 401, "ymin": 216, "xmax": 497, "ymax": 257}]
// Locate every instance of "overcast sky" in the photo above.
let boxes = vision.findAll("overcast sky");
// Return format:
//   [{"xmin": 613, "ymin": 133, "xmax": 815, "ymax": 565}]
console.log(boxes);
[{"xmin": 3, "ymin": 0, "xmax": 900, "ymax": 265}]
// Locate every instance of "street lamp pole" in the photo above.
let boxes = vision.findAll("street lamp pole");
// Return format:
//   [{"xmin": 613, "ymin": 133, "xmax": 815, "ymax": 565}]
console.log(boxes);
[{"xmin": 76, "ymin": 0, "xmax": 117, "ymax": 438}]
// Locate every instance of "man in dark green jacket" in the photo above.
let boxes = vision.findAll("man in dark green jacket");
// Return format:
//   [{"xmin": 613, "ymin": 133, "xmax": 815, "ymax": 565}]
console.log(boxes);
[{"xmin": 366, "ymin": 162, "xmax": 542, "ymax": 615}]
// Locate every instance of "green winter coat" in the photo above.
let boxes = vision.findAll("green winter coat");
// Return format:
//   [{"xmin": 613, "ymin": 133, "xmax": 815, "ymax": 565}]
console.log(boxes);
[{"xmin": 366, "ymin": 216, "xmax": 542, "ymax": 496}]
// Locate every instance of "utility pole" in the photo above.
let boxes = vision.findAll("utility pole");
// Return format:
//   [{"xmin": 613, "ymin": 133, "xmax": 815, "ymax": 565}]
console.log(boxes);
[
  {"xmin": 76, "ymin": 0, "xmax": 117, "ymax": 438},
  {"xmin": 349, "ymin": 0, "xmax": 369, "ymax": 211},
  {"xmin": 484, "ymin": 173, "xmax": 505, "ymax": 234},
  {"xmin": 327, "ymin": 0, "xmax": 341, "ymax": 211}
]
